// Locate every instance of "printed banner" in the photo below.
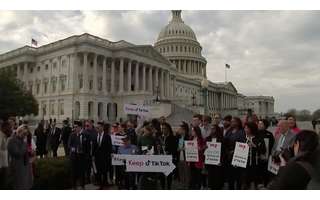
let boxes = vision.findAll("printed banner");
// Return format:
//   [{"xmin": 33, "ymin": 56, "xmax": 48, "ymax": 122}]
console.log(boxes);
[
  {"xmin": 111, "ymin": 154, "xmax": 127, "ymax": 166},
  {"xmin": 205, "ymin": 142, "xmax": 221, "ymax": 165},
  {"xmin": 267, "ymin": 156, "xmax": 279, "ymax": 175},
  {"xmin": 125, "ymin": 155, "xmax": 175, "ymax": 176},
  {"xmin": 185, "ymin": 140, "xmax": 199, "ymax": 162},
  {"xmin": 124, "ymin": 104, "xmax": 150, "ymax": 116},
  {"xmin": 111, "ymin": 135, "xmax": 125, "ymax": 146},
  {"xmin": 231, "ymin": 142, "xmax": 249, "ymax": 168}
]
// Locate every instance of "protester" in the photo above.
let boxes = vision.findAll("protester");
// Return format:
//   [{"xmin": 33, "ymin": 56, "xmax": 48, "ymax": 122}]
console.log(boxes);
[
  {"xmin": 68, "ymin": 121, "xmax": 91, "ymax": 189},
  {"xmin": 7, "ymin": 125, "xmax": 33, "ymax": 189},
  {"xmin": 176, "ymin": 121, "xmax": 190, "ymax": 188},
  {"xmin": 26, "ymin": 127, "xmax": 36, "ymax": 179},
  {"xmin": 48, "ymin": 121, "xmax": 61, "ymax": 157},
  {"xmin": 271, "ymin": 120, "xmax": 296, "ymax": 155},
  {"xmin": 286, "ymin": 115, "xmax": 301, "ymax": 134},
  {"xmin": 205, "ymin": 124, "xmax": 225, "ymax": 189},
  {"xmin": 212, "ymin": 113, "xmax": 223, "ymax": 128},
  {"xmin": 222, "ymin": 115, "xmax": 232, "ymax": 137},
  {"xmin": 34, "ymin": 122, "xmax": 47, "ymax": 158},
  {"xmin": 257, "ymin": 119, "xmax": 275, "ymax": 186},
  {"xmin": 268, "ymin": 130, "xmax": 319, "ymax": 189},
  {"xmin": 61, "ymin": 119, "xmax": 72, "ymax": 156},
  {"xmin": 0, "ymin": 121, "xmax": 12, "ymax": 189},
  {"xmin": 118, "ymin": 135, "xmax": 139, "ymax": 189},
  {"xmin": 160, "ymin": 122, "xmax": 178, "ymax": 189},
  {"xmin": 93, "ymin": 122, "xmax": 112, "ymax": 189},
  {"xmin": 311, "ymin": 119, "xmax": 317, "ymax": 131},
  {"xmin": 83, "ymin": 120, "xmax": 97, "ymax": 184},
  {"xmin": 242, "ymin": 122, "xmax": 266, "ymax": 189},
  {"xmin": 126, "ymin": 120, "xmax": 137, "ymax": 145},
  {"xmin": 192, "ymin": 114, "xmax": 202, "ymax": 128},
  {"xmin": 224, "ymin": 117, "xmax": 246, "ymax": 189},
  {"xmin": 188, "ymin": 126, "xmax": 205, "ymax": 189}
]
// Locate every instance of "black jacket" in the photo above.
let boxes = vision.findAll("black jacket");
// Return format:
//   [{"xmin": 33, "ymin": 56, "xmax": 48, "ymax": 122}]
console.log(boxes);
[
  {"xmin": 61, "ymin": 126, "xmax": 72, "ymax": 144},
  {"xmin": 68, "ymin": 130, "xmax": 91, "ymax": 159},
  {"xmin": 93, "ymin": 132, "xmax": 112, "ymax": 161},
  {"xmin": 246, "ymin": 136, "xmax": 266, "ymax": 167},
  {"xmin": 258, "ymin": 129, "xmax": 275, "ymax": 158},
  {"xmin": 268, "ymin": 161, "xmax": 311, "ymax": 189},
  {"xmin": 48, "ymin": 127, "xmax": 61, "ymax": 147},
  {"xmin": 164, "ymin": 135, "xmax": 179, "ymax": 163}
]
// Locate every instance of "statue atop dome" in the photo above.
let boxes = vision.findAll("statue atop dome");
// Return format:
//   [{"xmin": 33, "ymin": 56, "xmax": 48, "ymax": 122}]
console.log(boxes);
[{"xmin": 171, "ymin": 10, "xmax": 184, "ymax": 23}]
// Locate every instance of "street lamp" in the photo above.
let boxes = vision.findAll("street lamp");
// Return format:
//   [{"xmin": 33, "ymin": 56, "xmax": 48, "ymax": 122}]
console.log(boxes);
[{"xmin": 201, "ymin": 78, "xmax": 209, "ymax": 115}]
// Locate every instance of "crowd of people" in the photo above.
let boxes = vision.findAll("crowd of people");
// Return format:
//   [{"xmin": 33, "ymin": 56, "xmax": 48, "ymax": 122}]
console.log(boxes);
[{"xmin": 0, "ymin": 113, "xmax": 319, "ymax": 190}]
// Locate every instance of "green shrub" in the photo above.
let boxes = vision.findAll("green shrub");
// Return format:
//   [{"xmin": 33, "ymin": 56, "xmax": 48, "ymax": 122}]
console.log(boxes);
[{"xmin": 32, "ymin": 157, "xmax": 72, "ymax": 190}]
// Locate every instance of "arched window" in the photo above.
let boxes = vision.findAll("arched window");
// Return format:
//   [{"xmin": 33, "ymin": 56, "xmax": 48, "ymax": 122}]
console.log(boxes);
[{"xmin": 176, "ymin": 46, "xmax": 178, "ymax": 51}]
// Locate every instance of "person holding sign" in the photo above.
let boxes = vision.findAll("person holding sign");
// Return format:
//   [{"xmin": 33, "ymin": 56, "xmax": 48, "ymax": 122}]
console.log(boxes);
[
  {"xmin": 205, "ymin": 124, "xmax": 225, "ymax": 189},
  {"xmin": 257, "ymin": 119, "xmax": 275, "ymax": 187},
  {"xmin": 118, "ymin": 135, "xmax": 139, "ymax": 189},
  {"xmin": 224, "ymin": 117, "xmax": 246, "ymax": 190},
  {"xmin": 176, "ymin": 122, "xmax": 190, "ymax": 189},
  {"xmin": 241, "ymin": 122, "xmax": 266, "ymax": 189},
  {"xmin": 188, "ymin": 126, "xmax": 205, "ymax": 189}
]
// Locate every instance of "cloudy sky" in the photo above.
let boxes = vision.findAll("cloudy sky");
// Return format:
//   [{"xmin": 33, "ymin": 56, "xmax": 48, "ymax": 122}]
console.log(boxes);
[{"xmin": 0, "ymin": 10, "xmax": 319, "ymax": 113}]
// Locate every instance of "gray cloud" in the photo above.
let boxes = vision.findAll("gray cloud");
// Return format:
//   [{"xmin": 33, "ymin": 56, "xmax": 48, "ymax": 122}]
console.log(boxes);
[{"xmin": 0, "ymin": 10, "xmax": 319, "ymax": 113}]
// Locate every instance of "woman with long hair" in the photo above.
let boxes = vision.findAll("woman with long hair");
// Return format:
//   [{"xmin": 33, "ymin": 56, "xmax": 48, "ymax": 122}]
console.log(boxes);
[
  {"xmin": 268, "ymin": 130, "xmax": 319, "ymax": 189},
  {"xmin": 224, "ymin": 117, "xmax": 246, "ymax": 189},
  {"xmin": 205, "ymin": 124, "xmax": 225, "ymax": 189},
  {"xmin": 176, "ymin": 121, "xmax": 190, "ymax": 188},
  {"xmin": 242, "ymin": 122, "xmax": 266, "ymax": 189},
  {"xmin": 188, "ymin": 126, "xmax": 205, "ymax": 189}
]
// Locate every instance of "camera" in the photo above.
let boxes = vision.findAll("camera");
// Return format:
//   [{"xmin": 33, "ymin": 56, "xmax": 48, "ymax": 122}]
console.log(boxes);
[{"xmin": 272, "ymin": 146, "xmax": 294, "ymax": 164}]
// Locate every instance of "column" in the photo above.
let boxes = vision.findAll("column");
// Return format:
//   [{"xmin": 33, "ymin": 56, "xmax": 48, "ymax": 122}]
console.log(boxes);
[
  {"xmin": 119, "ymin": 58, "xmax": 124, "ymax": 93},
  {"xmin": 142, "ymin": 63, "xmax": 146, "ymax": 91},
  {"xmin": 184, "ymin": 60, "xmax": 187, "ymax": 74},
  {"xmin": 93, "ymin": 54, "xmax": 98, "ymax": 94},
  {"xmin": 173, "ymin": 76, "xmax": 176, "ymax": 97},
  {"xmin": 188, "ymin": 60, "xmax": 192, "ymax": 75},
  {"xmin": 110, "ymin": 59, "xmax": 115, "ymax": 93},
  {"xmin": 155, "ymin": 67, "xmax": 159, "ymax": 88},
  {"xmin": 23, "ymin": 62, "xmax": 28, "ymax": 84},
  {"xmin": 68, "ymin": 54, "xmax": 75, "ymax": 92},
  {"xmin": 166, "ymin": 72, "xmax": 170, "ymax": 97},
  {"xmin": 83, "ymin": 53, "xmax": 88, "ymax": 92},
  {"xmin": 178, "ymin": 60, "xmax": 181, "ymax": 72},
  {"xmin": 127, "ymin": 59, "xmax": 132, "ymax": 92},
  {"xmin": 16, "ymin": 64, "xmax": 20, "ymax": 79},
  {"xmin": 160, "ymin": 69, "xmax": 164, "ymax": 98},
  {"xmin": 204, "ymin": 63, "xmax": 207, "ymax": 77},
  {"xmin": 102, "ymin": 57, "xmax": 107, "ymax": 94},
  {"xmin": 148, "ymin": 66, "xmax": 153, "ymax": 93},
  {"xmin": 135, "ymin": 62, "xmax": 139, "ymax": 92}
]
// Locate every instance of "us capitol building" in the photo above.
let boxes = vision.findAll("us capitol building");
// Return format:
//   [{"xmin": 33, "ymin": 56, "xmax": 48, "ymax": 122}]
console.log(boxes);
[{"xmin": 0, "ymin": 11, "xmax": 274, "ymax": 124}]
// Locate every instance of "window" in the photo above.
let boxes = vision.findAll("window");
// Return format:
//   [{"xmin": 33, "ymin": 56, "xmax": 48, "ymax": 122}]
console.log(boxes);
[
  {"xmin": 42, "ymin": 104, "xmax": 47, "ymax": 116},
  {"xmin": 45, "ymin": 64, "xmax": 49, "ymax": 70},
  {"xmin": 176, "ymin": 46, "xmax": 178, "ymax": 51},
  {"xmin": 53, "ymin": 62, "xmax": 57, "ymax": 69},
  {"xmin": 98, "ymin": 77, "xmax": 102, "ymax": 91},
  {"xmin": 36, "ymin": 83, "xmax": 40, "ymax": 94},
  {"xmin": 59, "ymin": 101, "xmax": 64, "ymax": 115},
  {"xmin": 44, "ymin": 82, "xmax": 48, "ymax": 94},
  {"xmin": 185, "ymin": 46, "xmax": 187, "ymax": 52},
  {"xmin": 62, "ymin": 60, "xmax": 66, "ymax": 68},
  {"xmin": 171, "ymin": 46, "xmax": 173, "ymax": 51},
  {"xmin": 180, "ymin": 46, "xmax": 183, "ymax": 52},
  {"xmin": 61, "ymin": 76, "xmax": 66, "ymax": 91},
  {"xmin": 50, "ymin": 102, "xmax": 55, "ymax": 115},
  {"xmin": 30, "ymin": 67, "xmax": 33, "ymax": 73},
  {"xmin": 89, "ymin": 79, "xmax": 93, "ymax": 90},
  {"xmin": 79, "ymin": 74, "xmax": 83, "ymax": 89},
  {"xmin": 52, "ymin": 78, "xmax": 57, "ymax": 93},
  {"xmin": 37, "ymin": 66, "xmax": 40, "ymax": 72}
]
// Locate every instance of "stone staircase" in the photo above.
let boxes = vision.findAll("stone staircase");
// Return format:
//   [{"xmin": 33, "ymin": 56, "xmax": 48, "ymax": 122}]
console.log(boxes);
[{"xmin": 166, "ymin": 103, "xmax": 196, "ymax": 128}]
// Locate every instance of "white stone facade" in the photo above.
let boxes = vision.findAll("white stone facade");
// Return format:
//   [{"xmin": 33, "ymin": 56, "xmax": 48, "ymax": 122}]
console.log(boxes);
[{"xmin": 0, "ymin": 10, "xmax": 274, "ymax": 123}]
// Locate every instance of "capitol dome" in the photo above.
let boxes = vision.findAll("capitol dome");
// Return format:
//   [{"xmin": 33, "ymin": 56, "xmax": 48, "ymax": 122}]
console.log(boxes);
[
  {"xmin": 157, "ymin": 11, "xmax": 198, "ymax": 42},
  {"xmin": 154, "ymin": 10, "xmax": 207, "ymax": 78}
]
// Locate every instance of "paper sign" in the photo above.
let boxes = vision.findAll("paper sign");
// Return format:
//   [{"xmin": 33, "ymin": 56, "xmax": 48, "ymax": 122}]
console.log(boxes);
[
  {"xmin": 111, "ymin": 135, "xmax": 124, "ymax": 146},
  {"xmin": 205, "ymin": 142, "xmax": 221, "ymax": 165},
  {"xmin": 231, "ymin": 142, "xmax": 249, "ymax": 168},
  {"xmin": 111, "ymin": 154, "xmax": 127, "ymax": 166},
  {"xmin": 185, "ymin": 140, "xmax": 199, "ymax": 162},
  {"xmin": 267, "ymin": 156, "xmax": 279, "ymax": 175},
  {"xmin": 124, "ymin": 104, "xmax": 150, "ymax": 116},
  {"xmin": 125, "ymin": 155, "xmax": 176, "ymax": 176}
]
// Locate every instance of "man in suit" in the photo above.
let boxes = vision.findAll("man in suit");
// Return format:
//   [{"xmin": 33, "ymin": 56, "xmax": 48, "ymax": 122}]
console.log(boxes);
[
  {"xmin": 83, "ymin": 120, "xmax": 97, "ymax": 184},
  {"xmin": 61, "ymin": 120, "xmax": 72, "ymax": 156},
  {"xmin": 93, "ymin": 122, "xmax": 112, "ymax": 189},
  {"xmin": 272, "ymin": 120, "xmax": 296, "ymax": 155},
  {"xmin": 68, "ymin": 121, "xmax": 91, "ymax": 189},
  {"xmin": 49, "ymin": 121, "xmax": 61, "ymax": 157}
]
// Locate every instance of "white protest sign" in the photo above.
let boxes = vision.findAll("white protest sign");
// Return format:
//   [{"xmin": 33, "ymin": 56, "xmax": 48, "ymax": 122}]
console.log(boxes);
[
  {"xmin": 111, "ymin": 154, "xmax": 127, "ymax": 166},
  {"xmin": 205, "ymin": 142, "xmax": 221, "ymax": 165},
  {"xmin": 124, "ymin": 104, "xmax": 150, "ymax": 117},
  {"xmin": 125, "ymin": 155, "xmax": 176, "ymax": 176},
  {"xmin": 267, "ymin": 156, "xmax": 279, "ymax": 175},
  {"xmin": 111, "ymin": 135, "xmax": 124, "ymax": 146},
  {"xmin": 185, "ymin": 140, "xmax": 199, "ymax": 162},
  {"xmin": 231, "ymin": 142, "xmax": 249, "ymax": 168}
]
